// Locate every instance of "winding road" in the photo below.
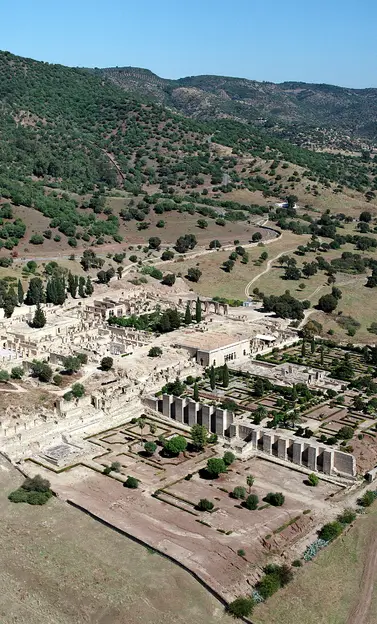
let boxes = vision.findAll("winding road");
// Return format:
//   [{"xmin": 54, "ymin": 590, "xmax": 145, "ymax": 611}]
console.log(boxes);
[{"xmin": 244, "ymin": 248, "xmax": 296, "ymax": 298}]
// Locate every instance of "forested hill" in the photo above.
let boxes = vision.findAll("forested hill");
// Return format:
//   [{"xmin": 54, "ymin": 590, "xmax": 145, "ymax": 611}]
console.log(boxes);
[
  {"xmin": 0, "ymin": 49, "xmax": 375, "ymax": 201},
  {"xmin": 94, "ymin": 66, "xmax": 377, "ymax": 142}
]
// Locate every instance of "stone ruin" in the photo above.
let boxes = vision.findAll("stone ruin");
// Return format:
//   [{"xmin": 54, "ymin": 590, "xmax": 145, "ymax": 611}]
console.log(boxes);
[{"xmin": 144, "ymin": 394, "xmax": 356, "ymax": 479}]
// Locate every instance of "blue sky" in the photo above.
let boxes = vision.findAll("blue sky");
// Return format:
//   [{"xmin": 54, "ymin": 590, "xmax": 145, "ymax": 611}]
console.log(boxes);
[{"xmin": 1, "ymin": 0, "xmax": 375, "ymax": 87}]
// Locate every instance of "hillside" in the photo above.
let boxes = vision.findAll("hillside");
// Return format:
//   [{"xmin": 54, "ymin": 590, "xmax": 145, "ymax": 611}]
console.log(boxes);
[
  {"xmin": 0, "ymin": 49, "xmax": 375, "ymax": 262},
  {"xmin": 94, "ymin": 66, "xmax": 377, "ymax": 146}
]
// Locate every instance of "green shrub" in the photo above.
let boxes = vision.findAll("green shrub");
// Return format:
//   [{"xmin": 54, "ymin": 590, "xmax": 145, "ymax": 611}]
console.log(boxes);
[
  {"xmin": 360, "ymin": 490, "xmax": 376, "ymax": 507},
  {"xmin": 11, "ymin": 366, "xmax": 24, "ymax": 380},
  {"xmin": 144, "ymin": 441, "xmax": 157, "ymax": 456},
  {"xmin": 206, "ymin": 457, "xmax": 227, "ymax": 477},
  {"xmin": 244, "ymin": 494, "xmax": 259, "ymax": 510},
  {"xmin": 319, "ymin": 521, "xmax": 343, "ymax": 541},
  {"xmin": 338, "ymin": 508, "xmax": 356, "ymax": 524},
  {"xmin": 223, "ymin": 451, "xmax": 236, "ymax": 466},
  {"xmin": 231, "ymin": 486, "xmax": 246, "ymax": 500},
  {"xmin": 8, "ymin": 488, "xmax": 29, "ymax": 503},
  {"xmin": 307, "ymin": 473, "xmax": 319, "ymax": 486},
  {"xmin": 264, "ymin": 492, "xmax": 285, "ymax": 506},
  {"xmin": 292, "ymin": 559, "xmax": 303, "ymax": 567},
  {"xmin": 197, "ymin": 498, "xmax": 214, "ymax": 511},
  {"xmin": 237, "ymin": 549, "xmax": 246, "ymax": 557},
  {"xmin": 227, "ymin": 597, "xmax": 255, "ymax": 618},
  {"xmin": 124, "ymin": 476, "xmax": 139, "ymax": 489}
]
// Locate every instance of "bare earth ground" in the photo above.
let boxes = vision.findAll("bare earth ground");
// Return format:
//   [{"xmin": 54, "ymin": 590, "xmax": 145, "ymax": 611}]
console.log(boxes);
[
  {"xmin": 0, "ymin": 457, "xmax": 231, "ymax": 624},
  {"xmin": 253, "ymin": 501, "xmax": 377, "ymax": 624}
]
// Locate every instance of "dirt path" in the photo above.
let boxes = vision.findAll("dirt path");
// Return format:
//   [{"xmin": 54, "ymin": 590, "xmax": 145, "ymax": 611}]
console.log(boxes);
[
  {"xmin": 346, "ymin": 527, "xmax": 377, "ymax": 624},
  {"xmin": 244, "ymin": 246, "xmax": 296, "ymax": 298}
]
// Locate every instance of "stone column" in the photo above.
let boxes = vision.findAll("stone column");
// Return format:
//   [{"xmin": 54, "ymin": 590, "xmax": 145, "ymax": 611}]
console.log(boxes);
[
  {"xmin": 228, "ymin": 423, "xmax": 238, "ymax": 438},
  {"xmin": 307, "ymin": 445, "xmax": 318, "ymax": 471},
  {"xmin": 252, "ymin": 428, "xmax": 263, "ymax": 450},
  {"xmin": 323, "ymin": 449, "xmax": 334, "ymax": 475},
  {"xmin": 278, "ymin": 437, "xmax": 288, "ymax": 461},
  {"xmin": 201, "ymin": 404, "xmax": 214, "ymax": 430},
  {"xmin": 162, "ymin": 394, "xmax": 174, "ymax": 418},
  {"xmin": 215, "ymin": 408, "xmax": 227, "ymax": 436},
  {"xmin": 263, "ymin": 433, "xmax": 273, "ymax": 455},
  {"xmin": 174, "ymin": 397, "xmax": 187, "ymax": 424},
  {"xmin": 293, "ymin": 441, "xmax": 304, "ymax": 466},
  {"xmin": 188, "ymin": 400, "xmax": 200, "ymax": 426}
]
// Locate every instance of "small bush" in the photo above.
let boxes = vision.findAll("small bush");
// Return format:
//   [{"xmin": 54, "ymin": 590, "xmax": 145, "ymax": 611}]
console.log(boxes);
[
  {"xmin": 148, "ymin": 347, "xmax": 162, "ymax": 358},
  {"xmin": 144, "ymin": 441, "xmax": 157, "ymax": 456},
  {"xmin": 223, "ymin": 451, "xmax": 236, "ymax": 466},
  {"xmin": 231, "ymin": 486, "xmax": 246, "ymax": 500},
  {"xmin": 227, "ymin": 596, "xmax": 255, "ymax": 618},
  {"xmin": 197, "ymin": 498, "xmax": 214, "ymax": 512},
  {"xmin": 264, "ymin": 492, "xmax": 285, "ymax": 506},
  {"xmin": 53, "ymin": 374, "xmax": 63, "ymax": 386},
  {"xmin": 338, "ymin": 508, "xmax": 356, "ymax": 525},
  {"xmin": 307, "ymin": 473, "xmax": 319, "ymax": 486},
  {"xmin": 244, "ymin": 494, "xmax": 259, "ymax": 510},
  {"xmin": 124, "ymin": 476, "xmax": 139, "ymax": 489},
  {"xmin": 101, "ymin": 356, "xmax": 113, "ymax": 371},
  {"xmin": 292, "ymin": 559, "xmax": 303, "ymax": 567},
  {"xmin": 319, "ymin": 521, "xmax": 343, "ymax": 541},
  {"xmin": 11, "ymin": 366, "xmax": 24, "ymax": 380},
  {"xmin": 360, "ymin": 490, "xmax": 376, "ymax": 508},
  {"xmin": 110, "ymin": 461, "xmax": 121, "ymax": 473},
  {"xmin": 237, "ymin": 549, "xmax": 246, "ymax": 557}
]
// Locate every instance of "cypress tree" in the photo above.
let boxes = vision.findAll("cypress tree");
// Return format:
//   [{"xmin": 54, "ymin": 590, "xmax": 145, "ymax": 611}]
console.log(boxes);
[
  {"xmin": 193, "ymin": 382, "xmax": 199, "ymax": 402},
  {"xmin": 68, "ymin": 272, "xmax": 78, "ymax": 298},
  {"xmin": 17, "ymin": 280, "xmax": 24, "ymax": 305},
  {"xmin": 85, "ymin": 276, "xmax": 94, "ymax": 296},
  {"xmin": 195, "ymin": 297, "xmax": 202, "ymax": 323},
  {"xmin": 223, "ymin": 363, "xmax": 229, "ymax": 388},
  {"xmin": 184, "ymin": 301, "xmax": 192, "ymax": 325},
  {"xmin": 32, "ymin": 304, "xmax": 46, "ymax": 328},
  {"xmin": 310, "ymin": 338, "xmax": 316, "ymax": 354},
  {"xmin": 25, "ymin": 277, "xmax": 45, "ymax": 305},
  {"xmin": 301, "ymin": 340, "xmax": 306, "ymax": 358},
  {"xmin": 78, "ymin": 276, "xmax": 86, "ymax": 298},
  {"xmin": 209, "ymin": 365, "xmax": 216, "ymax": 391},
  {"xmin": 320, "ymin": 345, "xmax": 324, "ymax": 366}
]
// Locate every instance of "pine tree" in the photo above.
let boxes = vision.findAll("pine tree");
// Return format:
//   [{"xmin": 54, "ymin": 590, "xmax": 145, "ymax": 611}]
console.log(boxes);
[
  {"xmin": 195, "ymin": 297, "xmax": 202, "ymax": 323},
  {"xmin": 32, "ymin": 304, "xmax": 46, "ymax": 328},
  {"xmin": 209, "ymin": 365, "xmax": 216, "ymax": 391},
  {"xmin": 184, "ymin": 301, "xmax": 192, "ymax": 325},
  {"xmin": 78, "ymin": 276, "xmax": 86, "ymax": 298},
  {"xmin": 85, "ymin": 276, "xmax": 94, "ymax": 296},
  {"xmin": 193, "ymin": 382, "xmax": 199, "ymax": 402},
  {"xmin": 17, "ymin": 280, "xmax": 24, "ymax": 305},
  {"xmin": 223, "ymin": 363, "xmax": 229, "ymax": 388}
]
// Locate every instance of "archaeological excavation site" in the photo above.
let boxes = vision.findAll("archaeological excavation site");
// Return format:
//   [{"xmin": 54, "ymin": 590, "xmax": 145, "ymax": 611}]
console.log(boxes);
[{"xmin": 1, "ymin": 274, "xmax": 377, "ymax": 606}]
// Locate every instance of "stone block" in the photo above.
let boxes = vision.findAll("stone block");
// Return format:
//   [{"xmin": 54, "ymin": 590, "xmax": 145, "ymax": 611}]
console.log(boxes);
[
  {"xmin": 263, "ymin": 433, "xmax": 273, "ymax": 455},
  {"xmin": 293, "ymin": 441, "xmax": 304, "ymax": 465},
  {"xmin": 322, "ymin": 449, "xmax": 334, "ymax": 475},
  {"xmin": 307, "ymin": 445, "xmax": 318, "ymax": 471},
  {"xmin": 174, "ymin": 397, "xmax": 187, "ymax": 423},
  {"xmin": 162, "ymin": 394, "xmax": 173, "ymax": 418},
  {"xmin": 334, "ymin": 450, "xmax": 356, "ymax": 477},
  {"xmin": 201, "ymin": 404, "xmax": 214, "ymax": 431},
  {"xmin": 252, "ymin": 429, "xmax": 263, "ymax": 449},
  {"xmin": 277, "ymin": 437, "xmax": 288, "ymax": 460},
  {"xmin": 188, "ymin": 400, "xmax": 199, "ymax": 426},
  {"xmin": 215, "ymin": 408, "xmax": 226, "ymax": 436}
]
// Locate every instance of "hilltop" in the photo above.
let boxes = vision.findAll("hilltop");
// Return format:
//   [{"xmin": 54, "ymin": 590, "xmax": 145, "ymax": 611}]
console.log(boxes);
[{"xmin": 93, "ymin": 66, "xmax": 377, "ymax": 147}]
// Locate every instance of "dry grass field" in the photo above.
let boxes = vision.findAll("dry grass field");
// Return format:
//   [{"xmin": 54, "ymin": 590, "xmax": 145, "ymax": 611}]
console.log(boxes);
[
  {"xmin": 253, "ymin": 501, "xmax": 377, "ymax": 624},
  {"xmin": 0, "ymin": 458, "xmax": 231, "ymax": 624}
]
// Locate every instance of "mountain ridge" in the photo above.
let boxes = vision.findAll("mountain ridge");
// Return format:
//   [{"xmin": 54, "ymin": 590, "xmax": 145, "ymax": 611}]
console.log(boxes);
[{"xmin": 91, "ymin": 66, "xmax": 377, "ymax": 142}]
